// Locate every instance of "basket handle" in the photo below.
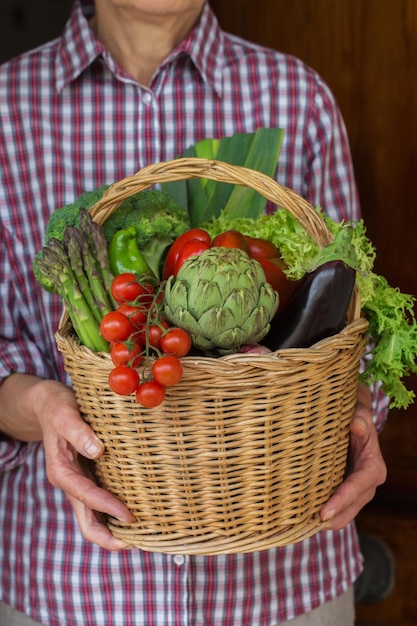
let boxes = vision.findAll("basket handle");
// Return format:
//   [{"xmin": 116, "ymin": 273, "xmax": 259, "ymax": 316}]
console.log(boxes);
[
  {"xmin": 88, "ymin": 158, "xmax": 334, "ymax": 248},
  {"xmin": 58, "ymin": 157, "xmax": 363, "ymax": 330}
]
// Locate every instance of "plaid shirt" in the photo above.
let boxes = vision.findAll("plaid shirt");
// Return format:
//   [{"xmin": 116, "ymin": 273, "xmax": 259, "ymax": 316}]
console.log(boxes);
[{"xmin": 0, "ymin": 1, "xmax": 389, "ymax": 624}]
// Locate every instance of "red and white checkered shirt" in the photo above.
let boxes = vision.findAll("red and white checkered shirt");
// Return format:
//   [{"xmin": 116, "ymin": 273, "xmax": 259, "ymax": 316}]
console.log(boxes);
[{"xmin": 0, "ymin": 1, "xmax": 388, "ymax": 624}]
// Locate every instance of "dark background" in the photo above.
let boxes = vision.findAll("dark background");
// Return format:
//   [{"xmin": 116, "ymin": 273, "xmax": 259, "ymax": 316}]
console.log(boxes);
[
  {"xmin": 1, "ymin": 1, "xmax": 416, "ymax": 624},
  {"xmin": 0, "ymin": 0, "xmax": 72, "ymax": 63}
]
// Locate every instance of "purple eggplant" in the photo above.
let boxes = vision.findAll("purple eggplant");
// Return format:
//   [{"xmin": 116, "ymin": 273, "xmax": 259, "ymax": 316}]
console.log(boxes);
[
  {"xmin": 263, "ymin": 226, "xmax": 358, "ymax": 351},
  {"xmin": 263, "ymin": 259, "xmax": 356, "ymax": 350}
]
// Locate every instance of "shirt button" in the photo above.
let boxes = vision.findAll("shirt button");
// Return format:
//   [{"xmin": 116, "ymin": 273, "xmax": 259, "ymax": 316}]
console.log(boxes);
[
  {"xmin": 173, "ymin": 554, "xmax": 185, "ymax": 566},
  {"xmin": 142, "ymin": 92, "xmax": 152, "ymax": 104}
]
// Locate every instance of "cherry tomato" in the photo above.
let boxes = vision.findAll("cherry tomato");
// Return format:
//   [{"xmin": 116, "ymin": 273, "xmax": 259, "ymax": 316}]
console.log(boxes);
[
  {"xmin": 117, "ymin": 302, "xmax": 147, "ymax": 328},
  {"xmin": 160, "ymin": 328, "xmax": 192, "ymax": 357},
  {"xmin": 136, "ymin": 282, "xmax": 157, "ymax": 308},
  {"xmin": 138, "ymin": 319, "xmax": 170, "ymax": 350},
  {"xmin": 244, "ymin": 236, "xmax": 281, "ymax": 260},
  {"xmin": 162, "ymin": 228, "xmax": 211, "ymax": 280},
  {"xmin": 258, "ymin": 257, "xmax": 298, "ymax": 312},
  {"xmin": 212, "ymin": 230, "xmax": 248, "ymax": 251},
  {"xmin": 110, "ymin": 341, "xmax": 143, "ymax": 368},
  {"xmin": 152, "ymin": 355, "xmax": 183, "ymax": 387},
  {"xmin": 109, "ymin": 365, "xmax": 140, "ymax": 396},
  {"xmin": 136, "ymin": 380, "xmax": 166, "ymax": 408},
  {"xmin": 100, "ymin": 311, "xmax": 135, "ymax": 342},
  {"xmin": 111, "ymin": 273, "xmax": 143, "ymax": 303}
]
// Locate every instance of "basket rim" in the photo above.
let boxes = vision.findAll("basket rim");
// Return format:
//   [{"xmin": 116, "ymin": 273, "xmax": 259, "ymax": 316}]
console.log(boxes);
[{"xmin": 56, "ymin": 314, "xmax": 369, "ymax": 367}]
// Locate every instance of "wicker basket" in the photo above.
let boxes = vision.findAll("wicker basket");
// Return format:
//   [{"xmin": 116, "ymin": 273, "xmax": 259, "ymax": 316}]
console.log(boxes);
[{"xmin": 55, "ymin": 158, "xmax": 369, "ymax": 555}]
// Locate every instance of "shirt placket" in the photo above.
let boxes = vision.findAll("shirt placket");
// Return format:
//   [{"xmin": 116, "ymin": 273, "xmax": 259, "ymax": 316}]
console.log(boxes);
[
  {"xmin": 137, "ymin": 84, "xmax": 161, "ymax": 169},
  {"xmin": 169, "ymin": 553, "xmax": 190, "ymax": 626}
]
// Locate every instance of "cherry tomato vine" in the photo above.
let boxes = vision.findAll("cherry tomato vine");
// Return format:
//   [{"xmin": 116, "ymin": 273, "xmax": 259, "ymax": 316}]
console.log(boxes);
[{"xmin": 100, "ymin": 272, "xmax": 191, "ymax": 408}]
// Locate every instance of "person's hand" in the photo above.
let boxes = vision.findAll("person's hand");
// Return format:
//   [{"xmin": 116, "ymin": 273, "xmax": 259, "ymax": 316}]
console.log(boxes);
[
  {"xmin": 320, "ymin": 382, "xmax": 387, "ymax": 530},
  {"xmin": 33, "ymin": 379, "xmax": 135, "ymax": 550}
]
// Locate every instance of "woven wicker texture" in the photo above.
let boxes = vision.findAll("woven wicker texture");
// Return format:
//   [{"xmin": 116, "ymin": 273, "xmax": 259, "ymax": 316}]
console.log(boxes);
[{"xmin": 55, "ymin": 158, "xmax": 369, "ymax": 555}]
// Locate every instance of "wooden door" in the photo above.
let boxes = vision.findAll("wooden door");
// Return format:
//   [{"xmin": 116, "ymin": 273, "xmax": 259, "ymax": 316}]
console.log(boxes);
[{"xmin": 210, "ymin": 1, "xmax": 417, "ymax": 624}]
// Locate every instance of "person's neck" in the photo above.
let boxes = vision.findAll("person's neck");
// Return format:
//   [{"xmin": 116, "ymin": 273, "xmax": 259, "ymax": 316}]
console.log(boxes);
[{"xmin": 90, "ymin": 4, "xmax": 203, "ymax": 86}]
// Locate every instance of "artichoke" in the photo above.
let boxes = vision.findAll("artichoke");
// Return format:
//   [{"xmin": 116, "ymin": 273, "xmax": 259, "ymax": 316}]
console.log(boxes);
[{"xmin": 163, "ymin": 247, "xmax": 279, "ymax": 354}]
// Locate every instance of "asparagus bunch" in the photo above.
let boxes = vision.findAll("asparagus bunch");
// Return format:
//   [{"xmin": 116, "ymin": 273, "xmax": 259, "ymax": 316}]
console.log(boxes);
[{"xmin": 34, "ymin": 209, "xmax": 115, "ymax": 352}]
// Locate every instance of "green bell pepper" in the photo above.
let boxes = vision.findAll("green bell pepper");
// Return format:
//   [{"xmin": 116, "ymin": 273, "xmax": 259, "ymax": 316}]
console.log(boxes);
[{"xmin": 109, "ymin": 226, "xmax": 154, "ymax": 277}]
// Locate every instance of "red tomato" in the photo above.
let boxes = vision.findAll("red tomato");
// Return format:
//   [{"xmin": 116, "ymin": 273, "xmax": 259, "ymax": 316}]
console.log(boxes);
[
  {"xmin": 136, "ymin": 282, "xmax": 157, "ymax": 308},
  {"xmin": 136, "ymin": 380, "xmax": 166, "ymax": 408},
  {"xmin": 100, "ymin": 311, "xmax": 135, "ymax": 342},
  {"xmin": 244, "ymin": 236, "xmax": 281, "ymax": 260},
  {"xmin": 212, "ymin": 230, "xmax": 248, "ymax": 251},
  {"xmin": 175, "ymin": 239, "xmax": 211, "ymax": 274},
  {"xmin": 111, "ymin": 273, "xmax": 145, "ymax": 304},
  {"xmin": 162, "ymin": 228, "xmax": 211, "ymax": 280},
  {"xmin": 160, "ymin": 328, "xmax": 192, "ymax": 357},
  {"xmin": 110, "ymin": 341, "xmax": 143, "ymax": 368},
  {"xmin": 138, "ymin": 320, "xmax": 170, "ymax": 350},
  {"xmin": 258, "ymin": 257, "xmax": 298, "ymax": 312},
  {"xmin": 108, "ymin": 365, "xmax": 140, "ymax": 396},
  {"xmin": 117, "ymin": 303, "xmax": 147, "ymax": 328},
  {"xmin": 152, "ymin": 355, "xmax": 183, "ymax": 387}
]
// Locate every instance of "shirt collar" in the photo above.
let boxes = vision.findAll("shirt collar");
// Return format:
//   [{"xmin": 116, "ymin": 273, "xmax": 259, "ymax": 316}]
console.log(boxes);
[
  {"xmin": 54, "ymin": 0, "xmax": 224, "ymax": 96},
  {"xmin": 165, "ymin": 2, "xmax": 224, "ymax": 96},
  {"xmin": 54, "ymin": 0, "xmax": 104, "ymax": 92}
]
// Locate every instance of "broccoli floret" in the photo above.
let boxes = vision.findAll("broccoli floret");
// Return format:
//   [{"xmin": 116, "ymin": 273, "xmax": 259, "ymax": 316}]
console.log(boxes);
[
  {"xmin": 100, "ymin": 197, "xmax": 137, "ymax": 244},
  {"xmin": 44, "ymin": 203, "xmax": 83, "ymax": 242},
  {"xmin": 126, "ymin": 189, "xmax": 190, "ymax": 277},
  {"xmin": 44, "ymin": 185, "xmax": 110, "ymax": 242},
  {"xmin": 124, "ymin": 189, "xmax": 190, "ymax": 247}
]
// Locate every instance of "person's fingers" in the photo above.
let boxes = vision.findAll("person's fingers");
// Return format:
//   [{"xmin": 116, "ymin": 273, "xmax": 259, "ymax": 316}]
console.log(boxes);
[
  {"xmin": 320, "ymin": 385, "xmax": 387, "ymax": 529},
  {"xmin": 321, "ymin": 482, "xmax": 377, "ymax": 530},
  {"xmin": 68, "ymin": 495, "xmax": 133, "ymax": 551},
  {"xmin": 35, "ymin": 381, "xmax": 104, "ymax": 460}
]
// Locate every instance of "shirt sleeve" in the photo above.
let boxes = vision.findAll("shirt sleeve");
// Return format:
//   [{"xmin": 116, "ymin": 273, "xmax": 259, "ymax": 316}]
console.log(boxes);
[
  {"xmin": 370, "ymin": 381, "xmax": 390, "ymax": 432},
  {"xmin": 0, "ymin": 226, "xmax": 62, "ymax": 386},
  {"xmin": 301, "ymin": 71, "xmax": 361, "ymax": 223},
  {"xmin": 0, "ymin": 228, "xmax": 63, "ymax": 472},
  {"xmin": 360, "ymin": 346, "xmax": 390, "ymax": 431}
]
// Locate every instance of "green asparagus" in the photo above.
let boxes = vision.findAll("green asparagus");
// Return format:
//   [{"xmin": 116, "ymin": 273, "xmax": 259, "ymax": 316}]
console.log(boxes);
[
  {"xmin": 79, "ymin": 210, "xmax": 117, "ymax": 307},
  {"xmin": 34, "ymin": 210, "xmax": 114, "ymax": 352}
]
